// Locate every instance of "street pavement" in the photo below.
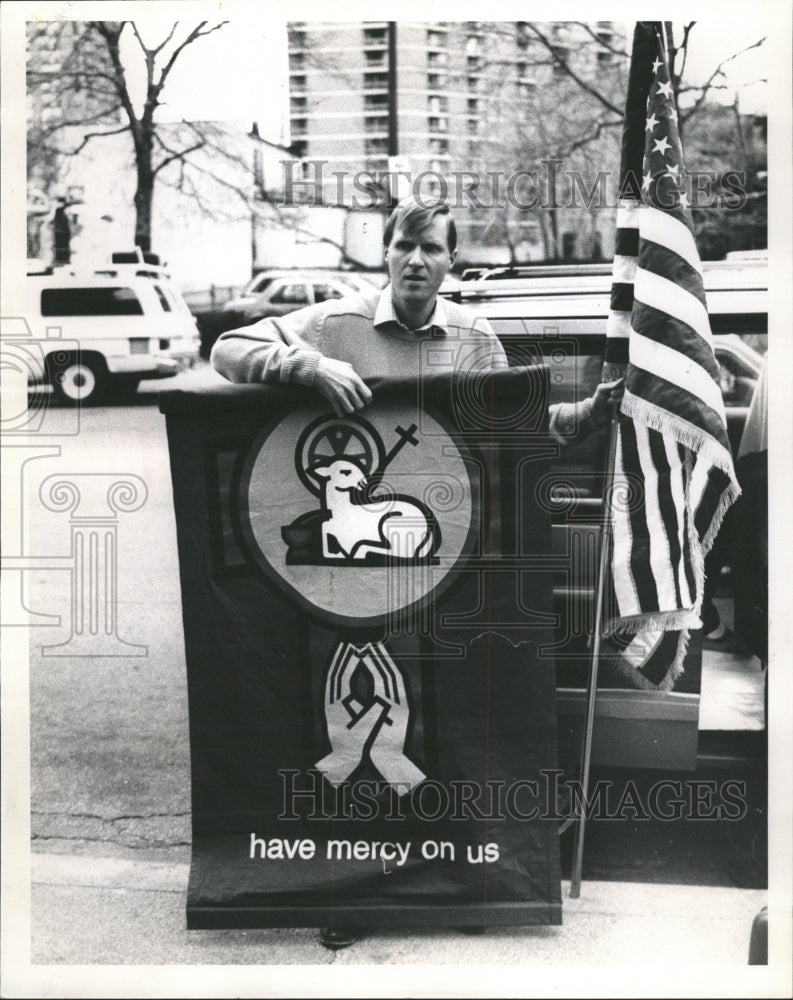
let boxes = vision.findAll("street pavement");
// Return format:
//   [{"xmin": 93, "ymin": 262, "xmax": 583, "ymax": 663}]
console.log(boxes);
[{"xmin": 5, "ymin": 367, "xmax": 782, "ymax": 997}]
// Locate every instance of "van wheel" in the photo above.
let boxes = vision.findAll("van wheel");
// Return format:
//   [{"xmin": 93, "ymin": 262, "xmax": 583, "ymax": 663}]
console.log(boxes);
[{"xmin": 49, "ymin": 354, "xmax": 106, "ymax": 405}]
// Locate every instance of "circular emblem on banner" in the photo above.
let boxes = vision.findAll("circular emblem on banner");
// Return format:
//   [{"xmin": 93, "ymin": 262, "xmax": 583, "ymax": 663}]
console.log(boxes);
[{"xmin": 239, "ymin": 402, "xmax": 477, "ymax": 627}]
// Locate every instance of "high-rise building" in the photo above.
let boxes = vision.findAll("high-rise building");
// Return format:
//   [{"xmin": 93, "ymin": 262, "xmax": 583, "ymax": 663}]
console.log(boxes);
[{"xmin": 287, "ymin": 21, "xmax": 626, "ymax": 263}]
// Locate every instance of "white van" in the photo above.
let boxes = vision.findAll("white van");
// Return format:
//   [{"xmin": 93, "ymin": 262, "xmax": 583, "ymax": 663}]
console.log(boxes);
[{"xmin": 26, "ymin": 264, "xmax": 201, "ymax": 403}]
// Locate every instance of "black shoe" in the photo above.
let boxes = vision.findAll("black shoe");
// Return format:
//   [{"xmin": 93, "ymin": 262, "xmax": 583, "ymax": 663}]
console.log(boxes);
[{"xmin": 319, "ymin": 926, "xmax": 363, "ymax": 950}]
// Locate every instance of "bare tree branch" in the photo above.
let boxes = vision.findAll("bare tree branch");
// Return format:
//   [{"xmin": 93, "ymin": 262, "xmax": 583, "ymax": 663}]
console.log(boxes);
[
  {"xmin": 573, "ymin": 21, "xmax": 629, "ymax": 58},
  {"xmin": 152, "ymin": 21, "xmax": 228, "ymax": 99},
  {"xmin": 71, "ymin": 124, "xmax": 132, "ymax": 155},
  {"xmin": 525, "ymin": 23, "xmax": 623, "ymax": 116}
]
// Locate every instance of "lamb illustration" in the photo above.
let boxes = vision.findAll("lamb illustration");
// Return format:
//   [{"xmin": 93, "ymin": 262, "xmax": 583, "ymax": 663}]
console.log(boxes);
[
  {"xmin": 313, "ymin": 457, "xmax": 436, "ymax": 561},
  {"xmin": 281, "ymin": 415, "xmax": 441, "ymax": 566}
]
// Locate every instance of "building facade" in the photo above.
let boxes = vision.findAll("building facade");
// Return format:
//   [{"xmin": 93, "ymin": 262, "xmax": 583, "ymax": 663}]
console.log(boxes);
[{"xmin": 287, "ymin": 21, "xmax": 627, "ymax": 266}]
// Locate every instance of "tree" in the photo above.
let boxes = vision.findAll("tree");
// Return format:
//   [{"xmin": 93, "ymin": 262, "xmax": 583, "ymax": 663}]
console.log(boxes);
[{"xmin": 27, "ymin": 19, "xmax": 231, "ymax": 252}]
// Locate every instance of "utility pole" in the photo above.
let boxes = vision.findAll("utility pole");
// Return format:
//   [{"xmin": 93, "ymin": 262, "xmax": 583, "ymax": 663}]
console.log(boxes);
[{"xmin": 387, "ymin": 21, "xmax": 399, "ymax": 211}]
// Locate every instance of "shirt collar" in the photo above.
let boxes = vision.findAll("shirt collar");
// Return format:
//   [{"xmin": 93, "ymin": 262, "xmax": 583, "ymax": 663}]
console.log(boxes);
[{"xmin": 373, "ymin": 284, "xmax": 449, "ymax": 335}]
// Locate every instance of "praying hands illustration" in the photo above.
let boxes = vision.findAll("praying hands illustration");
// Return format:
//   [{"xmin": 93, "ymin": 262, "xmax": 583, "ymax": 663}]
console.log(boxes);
[{"xmin": 315, "ymin": 642, "xmax": 426, "ymax": 795}]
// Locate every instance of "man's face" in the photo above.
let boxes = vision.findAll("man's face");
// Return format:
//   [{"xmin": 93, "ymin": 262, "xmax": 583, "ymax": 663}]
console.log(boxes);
[{"xmin": 385, "ymin": 215, "xmax": 457, "ymax": 319}]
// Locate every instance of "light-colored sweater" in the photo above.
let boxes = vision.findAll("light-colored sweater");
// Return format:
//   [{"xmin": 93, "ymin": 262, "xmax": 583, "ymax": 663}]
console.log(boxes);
[{"xmin": 211, "ymin": 286, "xmax": 598, "ymax": 443}]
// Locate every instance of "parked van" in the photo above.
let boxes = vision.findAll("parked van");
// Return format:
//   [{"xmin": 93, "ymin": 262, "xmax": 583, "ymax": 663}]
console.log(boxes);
[
  {"xmin": 439, "ymin": 259, "xmax": 768, "ymax": 770},
  {"xmin": 25, "ymin": 263, "xmax": 201, "ymax": 403}
]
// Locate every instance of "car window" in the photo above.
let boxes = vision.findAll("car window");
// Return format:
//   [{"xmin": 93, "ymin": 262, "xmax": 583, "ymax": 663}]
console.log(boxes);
[
  {"xmin": 313, "ymin": 282, "xmax": 345, "ymax": 303},
  {"xmin": 250, "ymin": 276, "xmax": 277, "ymax": 295},
  {"xmin": 40, "ymin": 286, "xmax": 144, "ymax": 316},
  {"xmin": 270, "ymin": 282, "xmax": 310, "ymax": 305},
  {"xmin": 489, "ymin": 320, "xmax": 603, "ymax": 406}
]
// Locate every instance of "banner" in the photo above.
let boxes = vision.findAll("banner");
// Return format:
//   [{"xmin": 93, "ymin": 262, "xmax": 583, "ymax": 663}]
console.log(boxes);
[{"xmin": 162, "ymin": 367, "xmax": 561, "ymax": 929}]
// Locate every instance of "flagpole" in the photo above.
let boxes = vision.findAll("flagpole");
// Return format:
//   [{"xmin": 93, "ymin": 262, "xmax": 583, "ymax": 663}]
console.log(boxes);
[{"xmin": 569, "ymin": 398, "xmax": 620, "ymax": 899}]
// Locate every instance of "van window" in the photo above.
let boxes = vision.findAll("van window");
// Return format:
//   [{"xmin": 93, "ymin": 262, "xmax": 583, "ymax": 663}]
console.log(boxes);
[
  {"xmin": 41, "ymin": 286, "xmax": 144, "ymax": 316},
  {"xmin": 153, "ymin": 285, "xmax": 172, "ymax": 311}
]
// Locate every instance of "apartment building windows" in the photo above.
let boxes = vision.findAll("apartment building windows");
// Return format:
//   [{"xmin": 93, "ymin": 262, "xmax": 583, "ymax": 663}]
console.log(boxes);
[
  {"xmin": 288, "ymin": 28, "xmax": 306, "ymax": 49},
  {"xmin": 428, "ymin": 95, "xmax": 449, "ymax": 114},
  {"xmin": 427, "ymin": 50, "xmax": 448, "ymax": 68},
  {"xmin": 467, "ymin": 97, "xmax": 479, "ymax": 115},
  {"xmin": 364, "ymin": 93, "xmax": 388, "ymax": 110},
  {"xmin": 291, "ymin": 76, "xmax": 306, "ymax": 93},
  {"xmin": 364, "ymin": 116, "xmax": 387, "ymax": 134},
  {"xmin": 363, "ymin": 72, "xmax": 389, "ymax": 90},
  {"xmin": 365, "ymin": 49, "xmax": 387, "ymax": 69},
  {"xmin": 290, "ymin": 95, "xmax": 307, "ymax": 113},
  {"xmin": 467, "ymin": 55, "xmax": 482, "ymax": 73},
  {"xmin": 427, "ymin": 73, "xmax": 448, "ymax": 90},
  {"xmin": 289, "ymin": 52, "xmax": 305, "ymax": 72},
  {"xmin": 363, "ymin": 25, "xmax": 387, "ymax": 46},
  {"xmin": 428, "ymin": 116, "xmax": 448, "ymax": 133},
  {"xmin": 365, "ymin": 137, "xmax": 389, "ymax": 157},
  {"xmin": 429, "ymin": 137, "xmax": 449, "ymax": 155},
  {"xmin": 426, "ymin": 29, "xmax": 447, "ymax": 48}
]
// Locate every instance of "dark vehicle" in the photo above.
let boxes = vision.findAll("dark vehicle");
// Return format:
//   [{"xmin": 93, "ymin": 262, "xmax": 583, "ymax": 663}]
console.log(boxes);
[{"xmin": 440, "ymin": 260, "xmax": 768, "ymax": 771}]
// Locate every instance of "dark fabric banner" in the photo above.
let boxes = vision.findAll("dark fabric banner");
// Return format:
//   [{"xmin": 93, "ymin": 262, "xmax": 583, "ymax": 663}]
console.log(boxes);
[{"xmin": 161, "ymin": 367, "xmax": 561, "ymax": 929}]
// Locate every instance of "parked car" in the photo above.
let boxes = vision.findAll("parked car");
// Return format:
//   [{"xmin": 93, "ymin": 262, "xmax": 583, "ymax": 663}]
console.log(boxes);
[
  {"xmin": 25, "ymin": 264, "xmax": 201, "ymax": 404},
  {"xmin": 439, "ymin": 260, "xmax": 768, "ymax": 769},
  {"xmin": 219, "ymin": 271, "xmax": 379, "ymax": 327}
]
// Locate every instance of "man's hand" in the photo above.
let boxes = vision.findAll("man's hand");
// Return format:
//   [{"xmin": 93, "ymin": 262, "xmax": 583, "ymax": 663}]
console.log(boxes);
[
  {"xmin": 590, "ymin": 377, "xmax": 625, "ymax": 428},
  {"xmin": 313, "ymin": 357, "xmax": 373, "ymax": 417}
]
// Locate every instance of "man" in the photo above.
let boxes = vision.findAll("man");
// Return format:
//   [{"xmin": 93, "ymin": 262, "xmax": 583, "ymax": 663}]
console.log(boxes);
[
  {"xmin": 211, "ymin": 196, "xmax": 622, "ymax": 439},
  {"xmin": 212, "ymin": 196, "xmax": 621, "ymax": 949}
]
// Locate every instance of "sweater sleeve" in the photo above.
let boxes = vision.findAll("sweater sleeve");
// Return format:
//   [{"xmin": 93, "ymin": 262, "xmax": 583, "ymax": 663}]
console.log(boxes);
[
  {"xmin": 548, "ymin": 397, "xmax": 602, "ymax": 445},
  {"xmin": 210, "ymin": 304, "xmax": 325, "ymax": 386},
  {"xmin": 472, "ymin": 315, "xmax": 509, "ymax": 369}
]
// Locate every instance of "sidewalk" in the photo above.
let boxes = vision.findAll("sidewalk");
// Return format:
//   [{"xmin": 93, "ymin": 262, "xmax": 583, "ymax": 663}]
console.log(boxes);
[{"xmin": 31, "ymin": 848, "xmax": 766, "ymax": 967}]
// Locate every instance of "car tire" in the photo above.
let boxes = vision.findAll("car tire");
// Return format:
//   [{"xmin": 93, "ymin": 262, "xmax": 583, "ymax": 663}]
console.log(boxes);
[{"xmin": 48, "ymin": 353, "xmax": 106, "ymax": 405}]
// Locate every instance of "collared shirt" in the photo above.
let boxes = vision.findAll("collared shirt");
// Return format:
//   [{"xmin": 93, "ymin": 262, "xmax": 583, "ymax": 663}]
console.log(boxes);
[{"xmin": 372, "ymin": 284, "xmax": 450, "ymax": 340}]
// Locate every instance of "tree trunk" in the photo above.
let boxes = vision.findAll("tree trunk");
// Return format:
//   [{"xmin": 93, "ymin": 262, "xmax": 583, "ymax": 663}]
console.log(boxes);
[{"xmin": 134, "ymin": 138, "xmax": 155, "ymax": 252}]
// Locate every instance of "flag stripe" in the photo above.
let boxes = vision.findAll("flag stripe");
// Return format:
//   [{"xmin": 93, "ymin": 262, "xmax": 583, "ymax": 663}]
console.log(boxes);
[
  {"xmin": 619, "ymin": 417, "xmax": 659, "ymax": 610},
  {"xmin": 641, "ymin": 205, "xmax": 703, "ymax": 275},
  {"xmin": 648, "ymin": 428, "xmax": 684, "ymax": 609},
  {"xmin": 638, "ymin": 242, "xmax": 707, "ymax": 309},
  {"xmin": 635, "ymin": 424, "xmax": 678, "ymax": 611},
  {"xmin": 612, "ymin": 254, "xmax": 638, "ymax": 282},
  {"xmin": 629, "ymin": 335, "xmax": 726, "ymax": 417},
  {"xmin": 611, "ymin": 282, "xmax": 635, "ymax": 313},
  {"xmin": 634, "ymin": 268, "xmax": 711, "ymax": 343},
  {"xmin": 611, "ymin": 431, "xmax": 640, "ymax": 617},
  {"xmin": 631, "ymin": 302, "xmax": 721, "ymax": 381},
  {"xmin": 626, "ymin": 369, "xmax": 731, "ymax": 447},
  {"xmin": 693, "ymin": 465, "xmax": 732, "ymax": 540},
  {"xmin": 667, "ymin": 438, "xmax": 695, "ymax": 607},
  {"xmin": 615, "ymin": 227, "xmax": 640, "ymax": 258}
]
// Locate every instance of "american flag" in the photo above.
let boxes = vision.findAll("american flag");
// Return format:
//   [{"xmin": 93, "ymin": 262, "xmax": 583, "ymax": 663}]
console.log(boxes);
[{"xmin": 602, "ymin": 22, "xmax": 741, "ymax": 689}]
